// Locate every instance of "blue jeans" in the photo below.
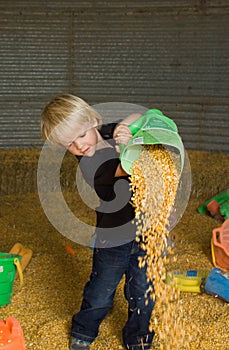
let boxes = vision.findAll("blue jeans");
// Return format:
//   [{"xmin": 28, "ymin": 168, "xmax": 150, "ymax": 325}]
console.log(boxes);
[{"xmin": 71, "ymin": 240, "xmax": 155, "ymax": 349}]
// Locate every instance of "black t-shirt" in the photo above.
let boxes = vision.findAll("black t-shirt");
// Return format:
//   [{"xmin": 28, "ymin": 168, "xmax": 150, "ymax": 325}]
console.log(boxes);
[{"xmin": 77, "ymin": 123, "xmax": 136, "ymax": 247}]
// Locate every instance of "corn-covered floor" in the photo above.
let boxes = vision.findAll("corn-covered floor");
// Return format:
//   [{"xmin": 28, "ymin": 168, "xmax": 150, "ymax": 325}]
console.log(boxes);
[{"xmin": 0, "ymin": 150, "xmax": 229, "ymax": 350}]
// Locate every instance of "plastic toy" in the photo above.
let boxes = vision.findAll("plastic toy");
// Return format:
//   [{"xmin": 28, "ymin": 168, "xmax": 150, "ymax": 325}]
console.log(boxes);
[
  {"xmin": 9, "ymin": 243, "xmax": 32, "ymax": 275},
  {"xmin": 205, "ymin": 268, "xmax": 229, "ymax": 302},
  {"xmin": 211, "ymin": 218, "xmax": 229, "ymax": 270},
  {"xmin": 166, "ymin": 269, "xmax": 209, "ymax": 293},
  {"xmin": 65, "ymin": 245, "xmax": 76, "ymax": 255},
  {"xmin": 0, "ymin": 253, "xmax": 23, "ymax": 308},
  {"xmin": 0, "ymin": 316, "xmax": 26, "ymax": 349},
  {"xmin": 197, "ymin": 188, "xmax": 229, "ymax": 221},
  {"xmin": 119, "ymin": 108, "xmax": 185, "ymax": 175}
]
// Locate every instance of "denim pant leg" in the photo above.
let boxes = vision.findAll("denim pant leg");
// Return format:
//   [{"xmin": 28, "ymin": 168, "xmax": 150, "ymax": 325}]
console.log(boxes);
[
  {"xmin": 71, "ymin": 242, "xmax": 132, "ymax": 343},
  {"xmin": 122, "ymin": 241, "xmax": 155, "ymax": 350}
]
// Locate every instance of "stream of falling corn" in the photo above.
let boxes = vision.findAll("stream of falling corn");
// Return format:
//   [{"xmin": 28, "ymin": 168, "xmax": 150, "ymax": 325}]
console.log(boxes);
[{"xmin": 130, "ymin": 145, "xmax": 192, "ymax": 350}]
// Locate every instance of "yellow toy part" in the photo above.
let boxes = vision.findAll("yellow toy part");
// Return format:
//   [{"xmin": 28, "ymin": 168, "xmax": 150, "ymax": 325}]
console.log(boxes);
[
  {"xmin": 211, "ymin": 238, "xmax": 219, "ymax": 268},
  {"xmin": 166, "ymin": 270, "xmax": 209, "ymax": 293}
]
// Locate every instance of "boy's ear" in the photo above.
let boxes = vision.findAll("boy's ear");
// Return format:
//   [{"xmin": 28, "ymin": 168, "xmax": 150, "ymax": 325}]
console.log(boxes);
[{"xmin": 92, "ymin": 118, "xmax": 99, "ymax": 128}]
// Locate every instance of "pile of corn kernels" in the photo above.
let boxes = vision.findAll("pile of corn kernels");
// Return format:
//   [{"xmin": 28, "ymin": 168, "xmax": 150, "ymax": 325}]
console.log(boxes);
[{"xmin": 0, "ymin": 148, "xmax": 229, "ymax": 350}]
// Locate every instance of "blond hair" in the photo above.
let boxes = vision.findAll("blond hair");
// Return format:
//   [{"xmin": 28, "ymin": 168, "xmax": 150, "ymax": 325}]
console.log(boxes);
[{"xmin": 41, "ymin": 94, "xmax": 102, "ymax": 145}]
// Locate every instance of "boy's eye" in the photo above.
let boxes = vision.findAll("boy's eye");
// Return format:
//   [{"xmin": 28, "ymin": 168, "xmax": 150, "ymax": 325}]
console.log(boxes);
[{"xmin": 65, "ymin": 130, "xmax": 87, "ymax": 148}]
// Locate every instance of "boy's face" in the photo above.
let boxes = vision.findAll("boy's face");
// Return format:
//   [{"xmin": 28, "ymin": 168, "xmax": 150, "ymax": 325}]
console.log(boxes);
[{"xmin": 65, "ymin": 122, "xmax": 99, "ymax": 157}]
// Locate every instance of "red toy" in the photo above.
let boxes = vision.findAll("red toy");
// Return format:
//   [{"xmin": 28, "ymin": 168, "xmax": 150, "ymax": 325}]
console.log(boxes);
[
  {"xmin": 0, "ymin": 317, "xmax": 25, "ymax": 349},
  {"xmin": 211, "ymin": 218, "xmax": 229, "ymax": 270}
]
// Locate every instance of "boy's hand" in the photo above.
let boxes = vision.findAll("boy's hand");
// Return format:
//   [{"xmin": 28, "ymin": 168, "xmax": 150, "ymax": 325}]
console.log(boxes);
[{"xmin": 113, "ymin": 123, "xmax": 132, "ymax": 152}]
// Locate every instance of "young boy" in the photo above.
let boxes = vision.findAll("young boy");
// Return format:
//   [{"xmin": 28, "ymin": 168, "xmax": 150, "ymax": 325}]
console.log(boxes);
[{"xmin": 41, "ymin": 94, "xmax": 155, "ymax": 350}]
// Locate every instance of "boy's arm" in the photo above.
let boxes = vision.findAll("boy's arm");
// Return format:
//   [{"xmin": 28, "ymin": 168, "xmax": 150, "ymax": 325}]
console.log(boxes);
[
  {"xmin": 113, "ymin": 113, "xmax": 142, "ymax": 177},
  {"xmin": 114, "ymin": 163, "xmax": 128, "ymax": 177},
  {"xmin": 117, "ymin": 112, "xmax": 142, "ymax": 127},
  {"xmin": 113, "ymin": 113, "xmax": 142, "ymax": 149}
]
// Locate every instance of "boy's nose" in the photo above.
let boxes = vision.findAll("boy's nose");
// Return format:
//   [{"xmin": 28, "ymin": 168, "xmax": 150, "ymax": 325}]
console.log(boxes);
[{"xmin": 72, "ymin": 140, "xmax": 82, "ymax": 150}]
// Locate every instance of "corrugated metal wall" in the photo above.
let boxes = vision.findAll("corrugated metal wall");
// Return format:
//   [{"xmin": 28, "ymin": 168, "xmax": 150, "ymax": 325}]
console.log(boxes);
[{"xmin": 0, "ymin": 0, "xmax": 228, "ymax": 151}]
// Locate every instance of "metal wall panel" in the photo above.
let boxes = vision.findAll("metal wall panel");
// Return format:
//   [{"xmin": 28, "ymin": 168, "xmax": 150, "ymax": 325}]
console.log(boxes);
[{"xmin": 0, "ymin": 0, "xmax": 228, "ymax": 151}]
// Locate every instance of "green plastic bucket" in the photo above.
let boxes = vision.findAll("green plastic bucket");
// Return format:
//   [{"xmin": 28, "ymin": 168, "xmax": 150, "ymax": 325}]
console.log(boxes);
[
  {"xmin": 120, "ymin": 109, "xmax": 185, "ymax": 175},
  {"xmin": 0, "ymin": 253, "xmax": 22, "ymax": 307}
]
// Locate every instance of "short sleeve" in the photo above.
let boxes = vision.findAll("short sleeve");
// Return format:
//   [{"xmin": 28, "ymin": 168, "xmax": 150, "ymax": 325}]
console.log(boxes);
[{"xmin": 78, "ymin": 146, "xmax": 120, "ymax": 200}]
